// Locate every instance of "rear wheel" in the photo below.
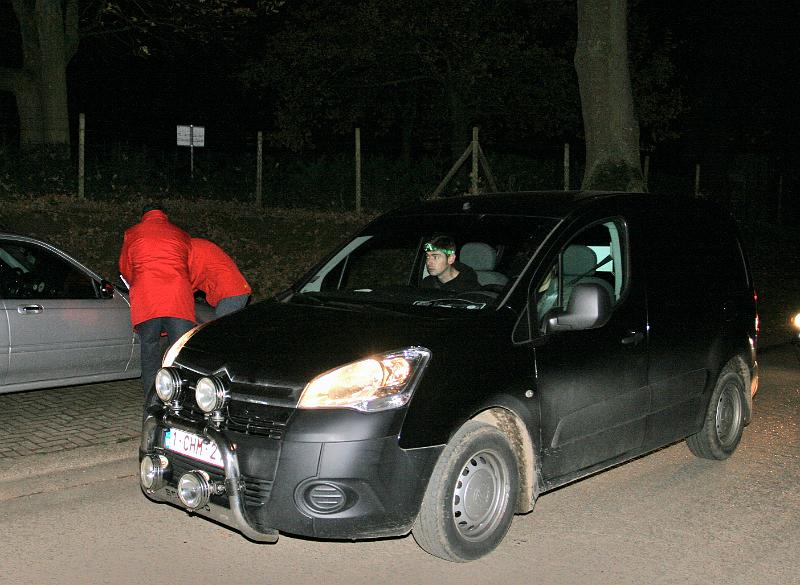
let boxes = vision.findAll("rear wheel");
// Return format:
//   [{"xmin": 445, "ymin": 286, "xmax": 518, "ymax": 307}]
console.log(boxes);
[
  {"xmin": 686, "ymin": 364, "xmax": 746, "ymax": 459},
  {"xmin": 412, "ymin": 421, "xmax": 519, "ymax": 562}
]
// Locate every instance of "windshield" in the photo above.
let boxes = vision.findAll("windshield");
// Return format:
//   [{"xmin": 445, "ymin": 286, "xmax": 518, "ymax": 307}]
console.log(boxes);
[{"xmin": 293, "ymin": 213, "xmax": 558, "ymax": 311}]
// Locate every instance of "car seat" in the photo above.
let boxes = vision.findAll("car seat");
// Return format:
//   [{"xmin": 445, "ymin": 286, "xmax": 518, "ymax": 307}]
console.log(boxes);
[
  {"xmin": 563, "ymin": 244, "xmax": 615, "ymax": 305},
  {"xmin": 460, "ymin": 242, "xmax": 509, "ymax": 288}
]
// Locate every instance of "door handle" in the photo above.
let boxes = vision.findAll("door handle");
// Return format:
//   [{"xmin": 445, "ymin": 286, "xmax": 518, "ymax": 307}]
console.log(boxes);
[
  {"xmin": 17, "ymin": 304, "xmax": 43, "ymax": 315},
  {"xmin": 621, "ymin": 330, "xmax": 644, "ymax": 345}
]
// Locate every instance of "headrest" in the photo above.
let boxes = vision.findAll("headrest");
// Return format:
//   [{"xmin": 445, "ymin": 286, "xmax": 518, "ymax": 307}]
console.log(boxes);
[
  {"xmin": 460, "ymin": 242, "xmax": 497, "ymax": 271},
  {"xmin": 563, "ymin": 245, "xmax": 597, "ymax": 276}
]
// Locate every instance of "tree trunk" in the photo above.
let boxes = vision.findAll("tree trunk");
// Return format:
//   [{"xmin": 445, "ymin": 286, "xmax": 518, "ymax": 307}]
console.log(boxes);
[
  {"xmin": 15, "ymin": 74, "xmax": 46, "ymax": 148},
  {"xmin": 0, "ymin": 0, "xmax": 77, "ymax": 152},
  {"xmin": 574, "ymin": 0, "xmax": 644, "ymax": 192},
  {"xmin": 37, "ymin": 0, "xmax": 71, "ymax": 147}
]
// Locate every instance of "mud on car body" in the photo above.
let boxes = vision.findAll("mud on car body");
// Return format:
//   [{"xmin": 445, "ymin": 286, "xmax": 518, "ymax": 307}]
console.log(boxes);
[{"xmin": 139, "ymin": 191, "xmax": 758, "ymax": 562}]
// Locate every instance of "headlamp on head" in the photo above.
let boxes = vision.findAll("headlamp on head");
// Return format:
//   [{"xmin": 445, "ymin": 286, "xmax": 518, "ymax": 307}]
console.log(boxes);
[{"xmin": 424, "ymin": 242, "xmax": 455, "ymax": 255}]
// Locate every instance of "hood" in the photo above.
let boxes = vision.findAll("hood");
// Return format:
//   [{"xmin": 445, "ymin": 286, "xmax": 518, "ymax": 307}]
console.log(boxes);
[{"xmin": 174, "ymin": 299, "xmax": 505, "ymax": 389}]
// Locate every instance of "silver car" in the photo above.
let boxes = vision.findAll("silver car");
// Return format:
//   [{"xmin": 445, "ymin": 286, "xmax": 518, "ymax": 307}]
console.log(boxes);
[{"xmin": 0, "ymin": 233, "xmax": 140, "ymax": 394}]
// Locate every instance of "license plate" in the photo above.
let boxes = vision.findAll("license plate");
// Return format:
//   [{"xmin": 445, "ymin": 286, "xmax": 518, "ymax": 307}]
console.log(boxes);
[{"xmin": 164, "ymin": 428, "xmax": 223, "ymax": 468}]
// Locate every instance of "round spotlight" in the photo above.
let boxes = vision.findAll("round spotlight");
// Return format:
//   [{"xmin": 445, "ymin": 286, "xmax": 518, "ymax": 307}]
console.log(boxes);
[
  {"xmin": 140, "ymin": 454, "xmax": 169, "ymax": 491},
  {"xmin": 177, "ymin": 470, "xmax": 213, "ymax": 510},
  {"xmin": 155, "ymin": 368, "xmax": 183, "ymax": 403},
  {"xmin": 195, "ymin": 376, "xmax": 227, "ymax": 413}
]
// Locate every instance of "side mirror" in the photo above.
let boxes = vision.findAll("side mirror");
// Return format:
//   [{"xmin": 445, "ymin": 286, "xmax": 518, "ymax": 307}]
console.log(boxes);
[
  {"xmin": 547, "ymin": 283, "xmax": 611, "ymax": 332},
  {"xmin": 99, "ymin": 279, "xmax": 116, "ymax": 299}
]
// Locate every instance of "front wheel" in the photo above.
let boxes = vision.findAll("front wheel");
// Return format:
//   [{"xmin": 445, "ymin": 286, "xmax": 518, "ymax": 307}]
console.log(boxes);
[
  {"xmin": 686, "ymin": 365, "xmax": 746, "ymax": 459},
  {"xmin": 412, "ymin": 422, "xmax": 519, "ymax": 562}
]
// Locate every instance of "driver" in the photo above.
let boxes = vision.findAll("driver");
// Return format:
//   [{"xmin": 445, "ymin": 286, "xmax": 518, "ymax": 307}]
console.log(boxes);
[{"xmin": 421, "ymin": 235, "xmax": 479, "ymax": 291}]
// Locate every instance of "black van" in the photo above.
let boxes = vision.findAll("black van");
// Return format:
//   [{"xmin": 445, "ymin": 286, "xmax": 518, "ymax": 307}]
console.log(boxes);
[{"xmin": 140, "ymin": 191, "xmax": 759, "ymax": 562}]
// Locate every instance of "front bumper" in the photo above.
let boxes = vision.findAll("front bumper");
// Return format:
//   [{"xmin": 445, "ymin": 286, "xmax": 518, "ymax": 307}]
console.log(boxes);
[{"xmin": 140, "ymin": 410, "xmax": 442, "ymax": 541}]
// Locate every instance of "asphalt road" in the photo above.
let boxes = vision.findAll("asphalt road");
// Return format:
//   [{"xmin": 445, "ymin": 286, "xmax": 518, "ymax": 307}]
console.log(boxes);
[{"xmin": 0, "ymin": 344, "xmax": 798, "ymax": 584}]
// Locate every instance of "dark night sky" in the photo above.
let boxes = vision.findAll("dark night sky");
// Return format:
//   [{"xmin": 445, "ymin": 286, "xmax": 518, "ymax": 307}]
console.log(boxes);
[{"xmin": 1, "ymin": 1, "xmax": 797, "ymax": 159}]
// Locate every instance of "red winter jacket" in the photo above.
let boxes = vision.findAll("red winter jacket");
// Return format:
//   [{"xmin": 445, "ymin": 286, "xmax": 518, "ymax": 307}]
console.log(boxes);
[
  {"xmin": 189, "ymin": 238, "xmax": 251, "ymax": 307},
  {"xmin": 118, "ymin": 210, "xmax": 195, "ymax": 326}
]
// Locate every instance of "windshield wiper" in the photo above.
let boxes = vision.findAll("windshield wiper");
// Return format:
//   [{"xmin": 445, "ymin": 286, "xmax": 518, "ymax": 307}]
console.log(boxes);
[
  {"xmin": 325, "ymin": 299, "xmax": 414, "ymax": 316},
  {"xmin": 293, "ymin": 293, "xmax": 413, "ymax": 316},
  {"xmin": 292, "ymin": 292, "xmax": 328, "ymax": 305},
  {"xmin": 413, "ymin": 298, "xmax": 488, "ymax": 310}
]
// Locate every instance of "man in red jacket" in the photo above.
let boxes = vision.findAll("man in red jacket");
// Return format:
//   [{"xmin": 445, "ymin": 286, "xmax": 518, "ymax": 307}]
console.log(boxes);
[
  {"xmin": 119, "ymin": 204, "xmax": 196, "ymax": 400},
  {"xmin": 189, "ymin": 237, "xmax": 252, "ymax": 317}
]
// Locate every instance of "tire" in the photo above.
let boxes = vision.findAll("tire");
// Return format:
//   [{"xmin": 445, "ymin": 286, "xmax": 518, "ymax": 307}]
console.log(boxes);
[
  {"xmin": 412, "ymin": 421, "xmax": 519, "ymax": 562},
  {"xmin": 686, "ymin": 364, "xmax": 746, "ymax": 460}
]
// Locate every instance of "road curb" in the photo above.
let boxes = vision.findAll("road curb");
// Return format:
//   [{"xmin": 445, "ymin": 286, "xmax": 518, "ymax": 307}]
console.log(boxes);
[{"xmin": 0, "ymin": 438, "xmax": 140, "ymax": 501}]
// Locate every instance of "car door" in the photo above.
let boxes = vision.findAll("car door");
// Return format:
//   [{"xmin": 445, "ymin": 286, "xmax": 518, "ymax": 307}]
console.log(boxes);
[
  {"xmin": 0, "ymin": 297, "xmax": 8, "ymax": 387},
  {"xmin": 641, "ymin": 207, "xmax": 745, "ymax": 445},
  {"xmin": 0, "ymin": 238, "xmax": 135, "ymax": 388},
  {"xmin": 529, "ymin": 215, "xmax": 650, "ymax": 483}
]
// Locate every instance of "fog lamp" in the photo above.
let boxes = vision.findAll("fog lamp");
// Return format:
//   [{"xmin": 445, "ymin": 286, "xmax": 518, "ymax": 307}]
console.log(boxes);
[
  {"xmin": 178, "ymin": 470, "xmax": 213, "ymax": 510},
  {"xmin": 140, "ymin": 454, "xmax": 169, "ymax": 491},
  {"xmin": 195, "ymin": 376, "xmax": 228, "ymax": 414},
  {"xmin": 155, "ymin": 368, "xmax": 183, "ymax": 403}
]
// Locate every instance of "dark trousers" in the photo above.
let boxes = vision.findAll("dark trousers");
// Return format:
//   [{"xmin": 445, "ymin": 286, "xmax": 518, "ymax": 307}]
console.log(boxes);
[{"xmin": 138, "ymin": 317, "xmax": 195, "ymax": 404}]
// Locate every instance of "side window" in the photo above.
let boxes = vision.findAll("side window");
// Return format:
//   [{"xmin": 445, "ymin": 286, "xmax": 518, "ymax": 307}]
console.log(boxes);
[
  {"xmin": 320, "ymin": 238, "xmax": 418, "ymax": 292},
  {"xmin": 0, "ymin": 241, "xmax": 97, "ymax": 300},
  {"xmin": 534, "ymin": 218, "xmax": 627, "ymax": 330}
]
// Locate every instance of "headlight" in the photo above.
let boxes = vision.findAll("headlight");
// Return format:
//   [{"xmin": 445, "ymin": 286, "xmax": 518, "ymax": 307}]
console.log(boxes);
[
  {"xmin": 155, "ymin": 367, "xmax": 182, "ymax": 403},
  {"xmin": 177, "ymin": 470, "xmax": 213, "ymax": 510},
  {"xmin": 298, "ymin": 347, "xmax": 431, "ymax": 412},
  {"xmin": 792, "ymin": 312, "xmax": 800, "ymax": 330},
  {"xmin": 195, "ymin": 376, "xmax": 227, "ymax": 413},
  {"xmin": 140, "ymin": 454, "xmax": 169, "ymax": 490}
]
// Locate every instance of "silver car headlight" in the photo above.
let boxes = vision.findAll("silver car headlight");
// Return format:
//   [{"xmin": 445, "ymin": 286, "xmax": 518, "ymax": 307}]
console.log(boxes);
[
  {"xmin": 298, "ymin": 347, "xmax": 431, "ymax": 412},
  {"xmin": 155, "ymin": 367, "xmax": 183, "ymax": 403},
  {"xmin": 195, "ymin": 376, "xmax": 228, "ymax": 413}
]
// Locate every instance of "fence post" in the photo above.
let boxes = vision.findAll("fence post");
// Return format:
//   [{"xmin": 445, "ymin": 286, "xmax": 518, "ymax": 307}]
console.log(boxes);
[
  {"xmin": 255, "ymin": 131, "xmax": 263, "ymax": 207},
  {"xmin": 78, "ymin": 113, "xmax": 85, "ymax": 199},
  {"xmin": 470, "ymin": 127, "xmax": 479, "ymax": 194},
  {"xmin": 694, "ymin": 163, "xmax": 701, "ymax": 197},
  {"xmin": 563, "ymin": 143, "xmax": 570, "ymax": 191},
  {"xmin": 643, "ymin": 154, "xmax": 650, "ymax": 192},
  {"xmin": 355, "ymin": 127, "xmax": 362, "ymax": 213}
]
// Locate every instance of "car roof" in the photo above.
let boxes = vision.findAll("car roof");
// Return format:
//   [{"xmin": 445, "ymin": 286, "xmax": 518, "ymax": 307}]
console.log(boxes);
[
  {"xmin": 385, "ymin": 190, "xmax": 641, "ymax": 219},
  {"xmin": 0, "ymin": 232, "xmax": 43, "ymax": 242}
]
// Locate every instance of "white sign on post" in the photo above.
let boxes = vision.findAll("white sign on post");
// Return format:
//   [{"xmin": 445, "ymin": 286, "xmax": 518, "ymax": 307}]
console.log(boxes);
[
  {"xmin": 177, "ymin": 125, "xmax": 205, "ymax": 146},
  {"xmin": 176, "ymin": 125, "xmax": 205, "ymax": 178}
]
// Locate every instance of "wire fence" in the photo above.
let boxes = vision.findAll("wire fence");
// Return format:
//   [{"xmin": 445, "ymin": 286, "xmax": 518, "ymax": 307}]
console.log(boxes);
[{"xmin": 1, "ymin": 113, "xmax": 796, "ymax": 224}]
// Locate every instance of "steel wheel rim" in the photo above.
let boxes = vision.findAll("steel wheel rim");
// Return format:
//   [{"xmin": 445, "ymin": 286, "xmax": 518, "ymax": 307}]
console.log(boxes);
[
  {"xmin": 451, "ymin": 449, "xmax": 510, "ymax": 542},
  {"xmin": 716, "ymin": 382, "xmax": 743, "ymax": 448}
]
